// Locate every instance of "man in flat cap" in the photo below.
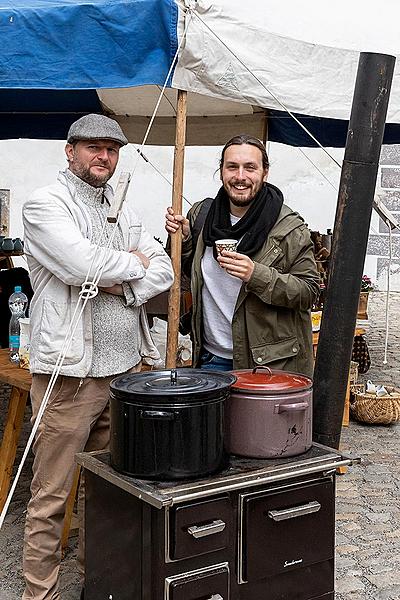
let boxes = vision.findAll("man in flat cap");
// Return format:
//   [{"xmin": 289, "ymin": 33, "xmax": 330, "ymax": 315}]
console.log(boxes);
[{"xmin": 22, "ymin": 114, "xmax": 173, "ymax": 599}]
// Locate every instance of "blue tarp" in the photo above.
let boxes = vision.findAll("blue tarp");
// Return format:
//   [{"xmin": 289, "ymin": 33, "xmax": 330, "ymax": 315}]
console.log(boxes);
[
  {"xmin": 0, "ymin": 0, "xmax": 178, "ymax": 89},
  {"xmin": 0, "ymin": 0, "xmax": 399, "ymax": 146},
  {"xmin": 0, "ymin": 0, "xmax": 179, "ymax": 141}
]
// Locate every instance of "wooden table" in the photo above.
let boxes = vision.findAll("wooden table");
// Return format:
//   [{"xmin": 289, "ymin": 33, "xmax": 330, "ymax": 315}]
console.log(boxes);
[
  {"xmin": 312, "ymin": 326, "xmax": 366, "ymax": 359},
  {"xmin": 0, "ymin": 348, "xmax": 31, "ymax": 511},
  {"xmin": 0, "ymin": 349, "xmax": 77, "ymax": 548}
]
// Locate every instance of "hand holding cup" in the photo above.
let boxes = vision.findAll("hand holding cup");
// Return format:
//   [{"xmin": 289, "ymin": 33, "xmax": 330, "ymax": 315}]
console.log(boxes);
[
  {"xmin": 215, "ymin": 239, "xmax": 255, "ymax": 282},
  {"xmin": 215, "ymin": 238, "xmax": 238, "ymax": 256}
]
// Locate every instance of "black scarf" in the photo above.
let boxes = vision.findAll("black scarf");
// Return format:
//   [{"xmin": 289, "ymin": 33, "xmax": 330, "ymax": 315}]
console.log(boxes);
[{"xmin": 202, "ymin": 182, "xmax": 284, "ymax": 258}]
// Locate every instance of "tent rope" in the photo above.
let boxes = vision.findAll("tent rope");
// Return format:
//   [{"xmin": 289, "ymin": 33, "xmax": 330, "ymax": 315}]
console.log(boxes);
[
  {"xmin": 182, "ymin": 3, "xmax": 341, "ymax": 167},
  {"xmin": 383, "ymin": 226, "xmax": 393, "ymax": 365},
  {"xmin": 0, "ymin": 8, "xmax": 194, "ymax": 530},
  {"xmin": 179, "ymin": 2, "xmax": 395, "ymax": 361},
  {"xmin": 136, "ymin": 147, "xmax": 193, "ymax": 208}
]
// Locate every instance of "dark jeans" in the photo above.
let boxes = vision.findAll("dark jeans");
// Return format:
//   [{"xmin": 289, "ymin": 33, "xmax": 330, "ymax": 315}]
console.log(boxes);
[{"xmin": 199, "ymin": 350, "xmax": 233, "ymax": 371}]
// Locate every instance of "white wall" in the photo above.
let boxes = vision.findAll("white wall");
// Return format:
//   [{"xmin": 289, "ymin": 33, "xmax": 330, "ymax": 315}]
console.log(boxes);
[
  {"xmin": 1, "ymin": 138, "xmax": 391, "ymax": 289},
  {"xmin": 0, "ymin": 138, "xmax": 343, "ymax": 236}
]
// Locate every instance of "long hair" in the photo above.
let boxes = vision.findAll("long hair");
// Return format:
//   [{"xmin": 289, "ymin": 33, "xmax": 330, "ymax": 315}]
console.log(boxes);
[{"xmin": 219, "ymin": 134, "xmax": 270, "ymax": 170}]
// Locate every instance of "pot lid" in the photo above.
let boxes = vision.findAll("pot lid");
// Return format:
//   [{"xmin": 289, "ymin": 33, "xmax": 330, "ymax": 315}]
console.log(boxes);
[
  {"xmin": 110, "ymin": 368, "xmax": 237, "ymax": 403},
  {"xmin": 231, "ymin": 367, "xmax": 312, "ymax": 394}
]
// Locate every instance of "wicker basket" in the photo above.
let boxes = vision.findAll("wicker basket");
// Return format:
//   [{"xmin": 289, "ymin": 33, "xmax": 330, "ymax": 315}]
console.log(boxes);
[{"xmin": 350, "ymin": 383, "xmax": 400, "ymax": 425}]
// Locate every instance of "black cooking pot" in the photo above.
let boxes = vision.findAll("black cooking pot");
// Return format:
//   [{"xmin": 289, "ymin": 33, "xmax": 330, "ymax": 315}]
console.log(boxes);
[{"xmin": 110, "ymin": 368, "xmax": 236, "ymax": 480}]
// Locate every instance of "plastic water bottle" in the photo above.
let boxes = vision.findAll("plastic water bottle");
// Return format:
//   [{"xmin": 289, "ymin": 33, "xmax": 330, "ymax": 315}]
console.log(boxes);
[{"xmin": 9, "ymin": 285, "xmax": 28, "ymax": 365}]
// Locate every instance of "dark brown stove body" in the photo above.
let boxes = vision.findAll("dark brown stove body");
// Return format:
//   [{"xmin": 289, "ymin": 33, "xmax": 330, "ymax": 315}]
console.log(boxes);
[{"xmin": 77, "ymin": 444, "xmax": 356, "ymax": 600}]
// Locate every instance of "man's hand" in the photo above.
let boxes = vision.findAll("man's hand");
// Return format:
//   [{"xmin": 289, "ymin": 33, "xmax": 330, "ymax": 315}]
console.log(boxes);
[
  {"xmin": 165, "ymin": 207, "xmax": 190, "ymax": 239},
  {"xmin": 217, "ymin": 251, "xmax": 255, "ymax": 283},
  {"xmin": 130, "ymin": 250, "xmax": 150, "ymax": 269},
  {"xmin": 99, "ymin": 284, "xmax": 124, "ymax": 296}
]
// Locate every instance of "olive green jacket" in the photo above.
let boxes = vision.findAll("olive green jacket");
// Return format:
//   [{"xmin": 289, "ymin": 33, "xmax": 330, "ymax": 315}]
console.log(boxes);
[{"xmin": 182, "ymin": 201, "xmax": 320, "ymax": 378}]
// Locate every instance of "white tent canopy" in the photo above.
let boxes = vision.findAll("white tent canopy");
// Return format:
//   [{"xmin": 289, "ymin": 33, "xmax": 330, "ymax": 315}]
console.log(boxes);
[
  {"xmin": 107, "ymin": 0, "xmax": 400, "ymax": 145},
  {"xmin": 173, "ymin": 0, "xmax": 399, "ymax": 120}
]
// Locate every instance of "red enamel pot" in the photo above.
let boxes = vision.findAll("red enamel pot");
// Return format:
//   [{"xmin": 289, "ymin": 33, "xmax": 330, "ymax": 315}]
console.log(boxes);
[{"xmin": 227, "ymin": 366, "xmax": 313, "ymax": 458}]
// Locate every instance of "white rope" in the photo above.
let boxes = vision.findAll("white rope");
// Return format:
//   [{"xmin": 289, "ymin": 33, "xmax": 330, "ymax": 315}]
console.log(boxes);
[
  {"xmin": 184, "ymin": 2, "xmax": 386, "ymax": 238},
  {"xmin": 0, "ymin": 292, "xmax": 91, "ymax": 527},
  {"xmin": 185, "ymin": 5, "xmax": 341, "ymax": 168},
  {"xmin": 383, "ymin": 226, "xmax": 393, "ymax": 365},
  {"xmin": 294, "ymin": 148, "xmax": 383, "ymax": 237},
  {"xmin": 135, "ymin": 147, "xmax": 193, "ymax": 208},
  {"xmin": 0, "ymin": 9, "xmax": 195, "ymax": 529}
]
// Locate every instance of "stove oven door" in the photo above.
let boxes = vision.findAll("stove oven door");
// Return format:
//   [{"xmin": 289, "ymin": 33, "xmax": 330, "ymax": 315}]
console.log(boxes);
[
  {"xmin": 239, "ymin": 476, "xmax": 335, "ymax": 590},
  {"xmin": 164, "ymin": 562, "xmax": 229, "ymax": 600}
]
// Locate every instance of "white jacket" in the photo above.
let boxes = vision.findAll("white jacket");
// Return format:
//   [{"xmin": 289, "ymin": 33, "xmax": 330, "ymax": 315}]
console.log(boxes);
[{"xmin": 23, "ymin": 171, "xmax": 174, "ymax": 376}]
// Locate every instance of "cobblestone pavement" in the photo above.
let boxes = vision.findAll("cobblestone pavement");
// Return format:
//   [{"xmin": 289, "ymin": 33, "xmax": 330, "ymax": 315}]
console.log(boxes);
[
  {"xmin": 0, "ymin": 291, "xmax": 399, "ymax": 599},
  {"xmin": 335, "ymin": 292, "xmax": 400, "ymax": 600}
]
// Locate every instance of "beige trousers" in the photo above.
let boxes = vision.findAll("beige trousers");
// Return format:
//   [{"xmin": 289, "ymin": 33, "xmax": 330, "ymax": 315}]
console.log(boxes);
[{"xmin": 22, "ymin": 366, "xmax": 140, "ymax": 600}]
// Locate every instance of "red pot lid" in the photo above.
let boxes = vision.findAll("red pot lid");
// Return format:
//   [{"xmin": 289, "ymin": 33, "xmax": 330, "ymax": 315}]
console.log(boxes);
[{"xmin": 231, "ymin": 367, "xmax": 312, "ymax": 394}]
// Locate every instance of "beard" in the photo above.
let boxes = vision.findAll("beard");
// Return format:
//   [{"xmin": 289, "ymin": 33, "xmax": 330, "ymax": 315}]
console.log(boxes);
[
  {"xmin": 69, "ymin": 161, "xmax": 113, "ymax": 188},
  {"xmin": 229, "ymin": 194, "xmax": 256, "ymax": 208},
  {"xmin": 225, "ymin": 179, "xmax": 264, "ymax": 207}
]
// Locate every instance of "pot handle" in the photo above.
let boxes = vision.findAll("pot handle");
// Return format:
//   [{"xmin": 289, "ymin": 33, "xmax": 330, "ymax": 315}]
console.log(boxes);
[
  {"xmin": 252, "ymin": 366, "xmax": 272, "ymax": 377},
  {"xmin": 274, "ymin": 401, "xmax": 309, "ymax": 413},
  {"xmin": 139, "ymin": 410, "xmax": 176, "ymax": 420}
]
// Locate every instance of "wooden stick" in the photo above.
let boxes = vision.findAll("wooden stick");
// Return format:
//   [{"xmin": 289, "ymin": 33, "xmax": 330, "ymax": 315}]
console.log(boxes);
[
  {"xmin": 262, "ymin": 109, "xmax": 269, "ymax": 146},
  {"xmin": 107, "ymin": 172, "xmax": 131, "ymax": 223},
  {"xmin": 0, "ymin": 387, "xmax": 29, "ymax": 511},
  {"xmin": 165, "ymin": 90, "xmax": 187, "ymax": 369}
]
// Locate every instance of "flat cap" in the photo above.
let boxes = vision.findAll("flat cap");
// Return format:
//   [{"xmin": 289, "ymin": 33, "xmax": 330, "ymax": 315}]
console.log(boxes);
[{"xmin": 67, "ymin": 113, "xmax": 128, "ymax": 146}]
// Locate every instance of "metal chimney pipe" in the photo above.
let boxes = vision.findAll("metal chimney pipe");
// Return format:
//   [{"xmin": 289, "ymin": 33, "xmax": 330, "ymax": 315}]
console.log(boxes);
[{"xmin": 313, "ymin": 52, "xmax": 396, "ymax": 448}]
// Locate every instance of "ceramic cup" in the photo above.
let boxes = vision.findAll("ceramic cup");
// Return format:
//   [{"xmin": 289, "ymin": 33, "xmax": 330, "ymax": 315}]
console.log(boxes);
[
  {"xmin": 13, "ymin": 238, "xmax": 24, "ymax": 252},
  {"xmin": 1, "ymin": 237, "xmax": 14, "ymax": 252},
  {"xmin": 215, "ymin": 238, "xmax": 238, "ymax": 256}
]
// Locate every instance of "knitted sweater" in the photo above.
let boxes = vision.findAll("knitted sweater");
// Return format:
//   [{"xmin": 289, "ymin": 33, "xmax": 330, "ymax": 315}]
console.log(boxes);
[{"xmin": 65, "ymin": 170, "xmax": 140, "ymax": 377}]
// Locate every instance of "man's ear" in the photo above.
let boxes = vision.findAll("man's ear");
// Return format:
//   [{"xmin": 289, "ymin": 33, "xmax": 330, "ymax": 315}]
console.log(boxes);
[
  {"xmin": 65, "ymin": 143, "xmax": 74, "ymax": 163},
  {"xmin": 263, "ymin": 168, "xmax": 269, "ymax": 182}
]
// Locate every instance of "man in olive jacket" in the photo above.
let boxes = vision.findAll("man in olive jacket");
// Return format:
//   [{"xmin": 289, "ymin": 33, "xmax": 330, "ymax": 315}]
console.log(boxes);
[{"xmin": 165, "ymin": 134, "xmax": 320, "ymax": 377}]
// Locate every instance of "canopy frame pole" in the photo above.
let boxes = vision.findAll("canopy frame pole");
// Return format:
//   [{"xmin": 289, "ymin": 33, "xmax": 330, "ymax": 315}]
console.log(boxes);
[{"xmin": 166, "ymin": 90, "xmax": 188, "ymax": 369}]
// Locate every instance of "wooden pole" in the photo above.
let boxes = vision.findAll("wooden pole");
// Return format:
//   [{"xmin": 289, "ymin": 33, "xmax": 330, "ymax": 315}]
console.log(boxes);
[
  {"xmin": 165, "ymin": 90, "xmax": 187, "ymax": 369},
  {"xmin": 262, "ymin": 109, "xmax": 269, "ymax": 146}
]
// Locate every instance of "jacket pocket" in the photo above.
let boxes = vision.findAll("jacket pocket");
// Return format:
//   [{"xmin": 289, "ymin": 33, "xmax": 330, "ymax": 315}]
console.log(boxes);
[
  {"xmin": 251, "ymin": 336, "xmax": 300, "ymax": 366},
  {"xmin": 37, "ymin": 299, "xmax": 85, "ymax": 366}
]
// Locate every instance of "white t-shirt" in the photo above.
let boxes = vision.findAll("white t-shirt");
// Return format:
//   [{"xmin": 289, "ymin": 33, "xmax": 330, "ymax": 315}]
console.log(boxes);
[{"xmin": 201, "ymin": 215, "xmax": 242, "ymax": 359}]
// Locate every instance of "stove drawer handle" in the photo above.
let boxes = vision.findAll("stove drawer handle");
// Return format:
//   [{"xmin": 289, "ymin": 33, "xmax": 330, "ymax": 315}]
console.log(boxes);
[
  {"xmin": 187, "ymin": 519, "xmax": 226, "ymax": 538},
  {"xmin": 268, "ymin": 500, "xmax": 321, "ymax": 521},
  {"xmin": 274, "ymin": 401, "xmax": 309, "ymax": 413}
]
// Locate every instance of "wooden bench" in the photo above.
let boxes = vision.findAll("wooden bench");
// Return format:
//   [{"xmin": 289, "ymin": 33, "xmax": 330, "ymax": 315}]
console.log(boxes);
[{"xmin": 0, "ymin": 348, "xmax": 31, "ymax": 511}]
